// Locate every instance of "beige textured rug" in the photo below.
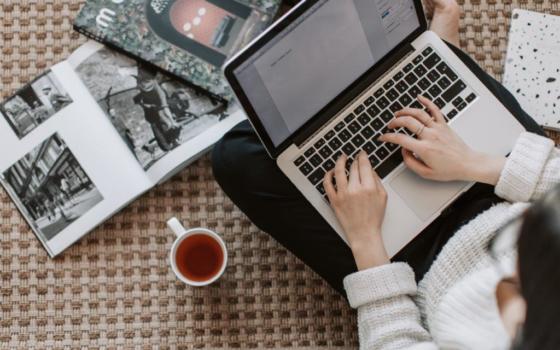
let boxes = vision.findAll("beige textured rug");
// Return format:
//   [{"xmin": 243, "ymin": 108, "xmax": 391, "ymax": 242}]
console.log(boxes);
[{"xmin": 1, "ymin": 1, "xmax": 559, "ymax": 349}]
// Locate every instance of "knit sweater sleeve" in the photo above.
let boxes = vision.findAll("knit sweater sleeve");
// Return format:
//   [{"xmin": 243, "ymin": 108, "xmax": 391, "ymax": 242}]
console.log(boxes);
[
  {"xmin": 495, "ymin": 132, "xmax": 559, "ymax": 202},
  {"xmin": 344, "ymin": 263, "xmax": 438, "ymax": 350}
]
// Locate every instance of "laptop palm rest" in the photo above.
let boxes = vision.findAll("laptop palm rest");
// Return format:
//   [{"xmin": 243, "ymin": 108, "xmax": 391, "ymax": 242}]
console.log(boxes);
[{"xmin": 390, "ymin": 169, "xmax": 467, "ymax": 221}]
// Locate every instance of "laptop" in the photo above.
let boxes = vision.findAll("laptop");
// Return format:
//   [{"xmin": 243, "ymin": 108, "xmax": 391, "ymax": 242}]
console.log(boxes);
[{"xmin": 223, "ymin": 0, "xmax": 525, "ymax": 257}]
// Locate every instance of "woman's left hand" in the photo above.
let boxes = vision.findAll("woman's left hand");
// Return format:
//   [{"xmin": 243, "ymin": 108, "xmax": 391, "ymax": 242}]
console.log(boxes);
[{"xmin": 324, "ymin": 151, "xmax": 390, "ymax": 270}]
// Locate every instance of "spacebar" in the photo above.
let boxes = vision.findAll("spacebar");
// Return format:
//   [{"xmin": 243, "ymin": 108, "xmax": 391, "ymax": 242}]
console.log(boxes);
[{"xmin": 375, "ymin": 149, "xmax": 404, "ymax": 179}]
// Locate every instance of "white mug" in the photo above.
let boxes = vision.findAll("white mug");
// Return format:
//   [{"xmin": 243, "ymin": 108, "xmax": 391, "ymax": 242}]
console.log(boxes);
[{"xmin": 167, "ymin": 217, "xmax": 228, "ymax": 287}]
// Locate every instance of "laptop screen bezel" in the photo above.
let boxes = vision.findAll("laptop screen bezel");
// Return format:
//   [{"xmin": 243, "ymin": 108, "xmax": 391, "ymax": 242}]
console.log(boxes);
[{"xmin": 224, "ymin": 0, "xmax": 428, "ymax": 159}]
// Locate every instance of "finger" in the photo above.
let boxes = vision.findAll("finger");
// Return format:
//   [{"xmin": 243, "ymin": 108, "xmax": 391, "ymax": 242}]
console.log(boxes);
[
  {"xmin": 349, "ymin": 157, "xmax": 360, "ymax": 185},
  {"xmin": 388, "ymin": 116, "xmax": 427, "ymax": 138},
  {"xmin": 334, "ymin": 154, "xmax": 348, "ymax": 190},
  {"xmin": 418, "ymin": 95, "xmax": 445, "ymax": 123},
  {"xmin": 357, "ymin": 151, "xmax": 375, "ymax": 187},
  {"xmin": 378, "ymin": 132, "xmax": 423, "ymax": 153},
  {"xmin": 324, "ymin": 170, "xmax": 337, "ymax": 199},
  {"xmin": 401, "ymin": 148, "xmax": 432, "ymax": 178},
  {"xmin": 395, "ymin": 107, "xmax": 433, "ymax": 126}
]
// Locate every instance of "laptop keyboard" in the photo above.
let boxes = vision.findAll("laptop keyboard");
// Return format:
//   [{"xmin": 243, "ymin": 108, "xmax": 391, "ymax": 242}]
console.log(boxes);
[{"xmin": 293, "ymin": 46, "xmax": 479, "ymax": 202}]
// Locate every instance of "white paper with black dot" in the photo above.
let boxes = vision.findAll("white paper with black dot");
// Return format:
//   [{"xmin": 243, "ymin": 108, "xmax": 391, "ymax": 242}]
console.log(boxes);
[{"xmin": 503, "ymin": 9, "xmax": 560, "ymax": 131}]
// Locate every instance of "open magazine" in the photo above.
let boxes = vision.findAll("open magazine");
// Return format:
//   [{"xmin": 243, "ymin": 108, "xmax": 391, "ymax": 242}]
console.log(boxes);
[{"xmin": 0, "ymin": 41, "xmax": 245, "ymax": 257}]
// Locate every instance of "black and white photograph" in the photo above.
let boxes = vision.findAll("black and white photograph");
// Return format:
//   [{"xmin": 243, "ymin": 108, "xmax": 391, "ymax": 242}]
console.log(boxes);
[
  {"xmin": 1, "ymin": 70, "xmax": 73, "ymax": 138},
  {"xmin": 1, "ymin": 133, "xmax": 103, "ymax": 241},
  {"xmin": 73, "ymin": 47, "xmax": 230, "ymax": 170}
]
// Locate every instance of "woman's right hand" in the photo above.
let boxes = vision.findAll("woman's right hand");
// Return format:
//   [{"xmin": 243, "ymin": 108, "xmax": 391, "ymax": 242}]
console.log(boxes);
[{"xmin": 379, "ymin": 96, "xmax": 506, "ymax": 185}]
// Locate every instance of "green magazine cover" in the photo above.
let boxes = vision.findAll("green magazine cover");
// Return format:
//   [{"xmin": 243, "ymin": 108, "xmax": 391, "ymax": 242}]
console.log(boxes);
[{"xmin": 74, "ymin": 0, "xmax": 282, "ymax": 101}]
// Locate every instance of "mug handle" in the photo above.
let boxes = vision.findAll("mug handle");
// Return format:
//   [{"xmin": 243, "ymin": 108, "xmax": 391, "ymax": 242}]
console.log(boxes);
[{"xmin": 167, "ymin": 217, "xmax": 185, "ymax": 238}]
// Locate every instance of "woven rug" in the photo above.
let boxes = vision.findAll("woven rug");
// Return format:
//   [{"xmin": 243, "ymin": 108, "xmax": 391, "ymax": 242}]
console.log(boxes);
[{"xmin": 1, "ymin": 1, "xmax": 559, "ymax": 349}]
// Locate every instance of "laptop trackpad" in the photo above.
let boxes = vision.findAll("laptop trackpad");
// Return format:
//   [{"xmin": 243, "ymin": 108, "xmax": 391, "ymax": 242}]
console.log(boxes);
[{"xmin": 390, "ymin": 169, "xmax": 467, "ymax": 221}]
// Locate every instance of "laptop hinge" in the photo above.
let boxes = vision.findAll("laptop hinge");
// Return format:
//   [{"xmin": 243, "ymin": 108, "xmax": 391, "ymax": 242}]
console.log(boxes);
[{"xmin": 293, "ymin": 43, "xmax": 416, "ymax": 148}]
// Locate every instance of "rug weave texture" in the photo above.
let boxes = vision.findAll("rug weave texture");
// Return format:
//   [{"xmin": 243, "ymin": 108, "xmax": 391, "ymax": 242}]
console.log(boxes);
[{"xmin": 1, "ymin": 1, "xmax": 559, "ymax": 349}]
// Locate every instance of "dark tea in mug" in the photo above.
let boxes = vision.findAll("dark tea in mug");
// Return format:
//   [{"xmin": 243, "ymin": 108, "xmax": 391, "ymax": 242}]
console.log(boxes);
[{"xmin": 175, "ymin": 234, "xmax": 224, "ymax": 282}]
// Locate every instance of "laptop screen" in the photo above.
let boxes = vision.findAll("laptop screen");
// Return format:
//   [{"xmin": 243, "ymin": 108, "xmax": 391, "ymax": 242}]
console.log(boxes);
[{"xmin": 232, "ymin": 0, "xmax": 421, "ymax": 147}]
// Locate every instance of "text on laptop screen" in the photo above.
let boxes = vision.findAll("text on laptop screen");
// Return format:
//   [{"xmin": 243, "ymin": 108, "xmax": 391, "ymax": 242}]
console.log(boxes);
[{"xmin": 233, "ymin": 0, "xmax": 420, "ymax": 147}]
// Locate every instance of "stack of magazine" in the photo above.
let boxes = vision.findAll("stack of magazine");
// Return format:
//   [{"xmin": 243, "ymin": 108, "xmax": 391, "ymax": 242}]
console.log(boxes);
[{"xmin": 0, "ymin": 0, "xmax": 281, "ymax": 257}]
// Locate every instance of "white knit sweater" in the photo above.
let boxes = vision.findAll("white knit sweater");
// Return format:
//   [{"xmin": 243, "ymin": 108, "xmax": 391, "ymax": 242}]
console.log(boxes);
[{"xmin": 343, "ymin": 132, "xmax": 560, "ymax": 350}]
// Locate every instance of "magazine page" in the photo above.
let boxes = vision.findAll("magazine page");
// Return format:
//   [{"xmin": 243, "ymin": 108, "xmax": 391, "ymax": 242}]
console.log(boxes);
[
  {"xmin": 73, "ymin": 0, "xmax": 282, "ymax": 101},
  {"xmin": 68, "ymin": 41, "xmax": 246, "ymax": 184},
  {"xmin": 0, "ymin": 59, "xmax": 153, "ymax": 257}
]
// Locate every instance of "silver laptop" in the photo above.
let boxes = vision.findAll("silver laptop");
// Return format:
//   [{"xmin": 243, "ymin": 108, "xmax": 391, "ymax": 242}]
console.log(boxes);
[{"xmin": 223, "ymin": 0, "xmax": 524, "ymax": 257}]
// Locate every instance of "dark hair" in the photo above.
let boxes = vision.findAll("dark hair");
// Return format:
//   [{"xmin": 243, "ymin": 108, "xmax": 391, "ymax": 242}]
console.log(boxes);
[{"xmin": 516, "ymin": 184, "xmax": 560, "ymax": 349}]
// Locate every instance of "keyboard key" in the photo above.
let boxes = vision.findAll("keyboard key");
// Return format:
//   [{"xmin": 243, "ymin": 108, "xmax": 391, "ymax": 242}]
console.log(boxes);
[
  {"xmin": 308, "ymin": 168, "xmax": 325, "ymax": 185},
  {"xmin": 376, "ymin": 150, "xmax": 404, "ymax": 179},
  {"xmin": 342, "ymin": 143, "xmax": 356, "ymax": 156},
  {"xmin": 323, "ymin": 159, "xmax": 335, "ymax": 171},
  {"xmin": 403, "ymin": 63, "xmax": 414, "ymax": 73},
  {"xmin": 442, "ymin": 80, "xmax": 466, "ymax": 102},
  {"xmin": 334, "ymin": 121, "xmax": 345, "ymax": 131},
  {"xmin": 466, "ymin": 93, "xmax": 477, "ymax": 103},
  {"xmin": 393, "ymin": 71, "xmax": 404, "ymax": 82},
  {"xmin": 374, "ymin": 88, "xmax": 384, "ymax": 98},
  {"xmin": 339, "ymin": 130, "xmax": 351, "ymax": 142},
  {"xmin": 304, "ymin": 148, "xmax": 315, "ymax": 157},
  {"xmin": 328, "ymin": 137, "xmax": 342, "ymax": 150},
  {"xmin": 428, "ymin": 85, "xmax": 442, "ymax": 98},
  {"xmin": 380, "ymin": 110, "xmax": 393, "ymax": 123},
  {"xmin": 376, "ymin": 96, "xmax": 390, "ymax": 109},
  {"xmin": 316, "ymin": 182, "xmax": 326, "ymax": 195},
  {"xmin": 348, "ymin": 121, "xmax": 361, "ymax": 133},
  {"xmin": 414, "ymin": 65, "xmax": 427, "ymax": 77},
  {"xmin": 364, "ymin": 96, "xmax": 375, "ymax": 106},
  {"xmin": 354, "ymin": 105, "xmax": 365, "ymax": 115},
  {"xmin": 408, "ymin": 85, "xmax": 422, "ymax": 98},
  {"xmin": 358, "ymin": 113, "xmax": 370, "ymax": 126},
  {"xmin": 436, "ymin": 62, "xmax": 458, "ymax": 81},
  {"xmin": 452, "ymin": 97, "xmax": 464, "ymax": 108},
  {"xmin": 324, "ymin": 130, "xmax": 336, "ymax": 140},
  {"xmin": 424, "ymin": 53, "xmax": 442, "ymax": 68},
  {"xmin": 361, "ymin": 126, "xmax": 375, "ymax": 139},
  {"xmin": 404, "ymin": 73, "xmax": 418, "ymax": 85},
  {"xmin": 375, "ymin": 147, "xmax": 390, "ymax": 160},
  {"xmin": 434, "ymin": 97, "xmax": 446, "ymax": 109},
  {"xmin": 437, "ymin": 76, "xmax": 452, "ymax": 90},
  {"xmin": 457, "ymin": 101, "xmax": 468, "ymax": 111},
  {"xmin": 418, "ymin": 78, "xmax": 431, "ymax": 91},
  {"xmin": 422, "ymin": 47, "xmax": 433, "ymax": 57},
  {"xmin": 344, "ymin": 114, "xmax": 355, "ymax": 123},
  {"xmin": 396, "ymin": 81, "xmax": 408, "ymax": 93},
  {"xmin": 413, "ymin": 55, "xmax": 423, "ymax": 64},
  {"xmin": 369, "ymin": 154, "xmax": 380, "ymax": 167},
  {"xmin": 386, "ymin": 142, "xmax": 398, "ymax": 151},
  {"xmin": 389, "ymin": 101, "xmax": 403, "ymax": 113},
  {"xmin": 314, "ymin": 139, "xmax": 325, "ymax": 149},
  {"xmin": 399, "ymin": 93, "xmax": 413, "ymax": 106},
  {"xmin": 351, "ymin": 134, "xmax": 366, "ymax": 148},
  {"xmin": 364, "ymin": 141, "xmax": 376, "ymax": 154},
  {"xmin": 427, "ymin": 69, "xmax": 441, "ymax": 83},
  {"xmin": 294, "ymin": 156, "xmax": 305, "ymax": 166},
  {"xmin": 319, "ymin": 146, "xmax": 333, "ymax": 158},
  {"xmin": 387, "ymin": 88, "xmax": 399, "ymax": 100},
  {"xmin": 367, "ymin": 105, "xmax": 381, "ymax": 118},
  {"xmin": 447, "ymin": 109, "xmax": 458, "ymax": 119},
  {"xmin": 383, "ymin": 80, "xmax": 395, "ymax": 89},
  {"xmin": 371, "ymin": 117, "xmax": 384, "ymax": 130},
  {"xmin": 410, "ymin": 100, "xmax": 423, "ymax": 109},
  {"xmin": 310, "ymin": 154, "xmax": 322, "ymax": 167},
  {"xmin": 373, "ymin": 134, "xmax": 383, "ymax": 147},
  {"xmin": 299, "ymin": 162, "xmax": 313, "ymax": 176},
  {"xmin": 332, "ymin": 150, "xmax": 343, "ymax": 161}
]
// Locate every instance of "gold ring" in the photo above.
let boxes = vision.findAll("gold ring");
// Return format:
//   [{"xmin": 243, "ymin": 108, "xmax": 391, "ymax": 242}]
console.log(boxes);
[{"xmin": 415, "ymin": 124, "xmax": 426, "ymax": 137}]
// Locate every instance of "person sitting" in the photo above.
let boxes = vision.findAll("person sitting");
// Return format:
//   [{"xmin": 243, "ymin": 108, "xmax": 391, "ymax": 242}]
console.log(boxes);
[{"xmin": 212, "ymin": 0, "xmax": 560, "ymax": 348}]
